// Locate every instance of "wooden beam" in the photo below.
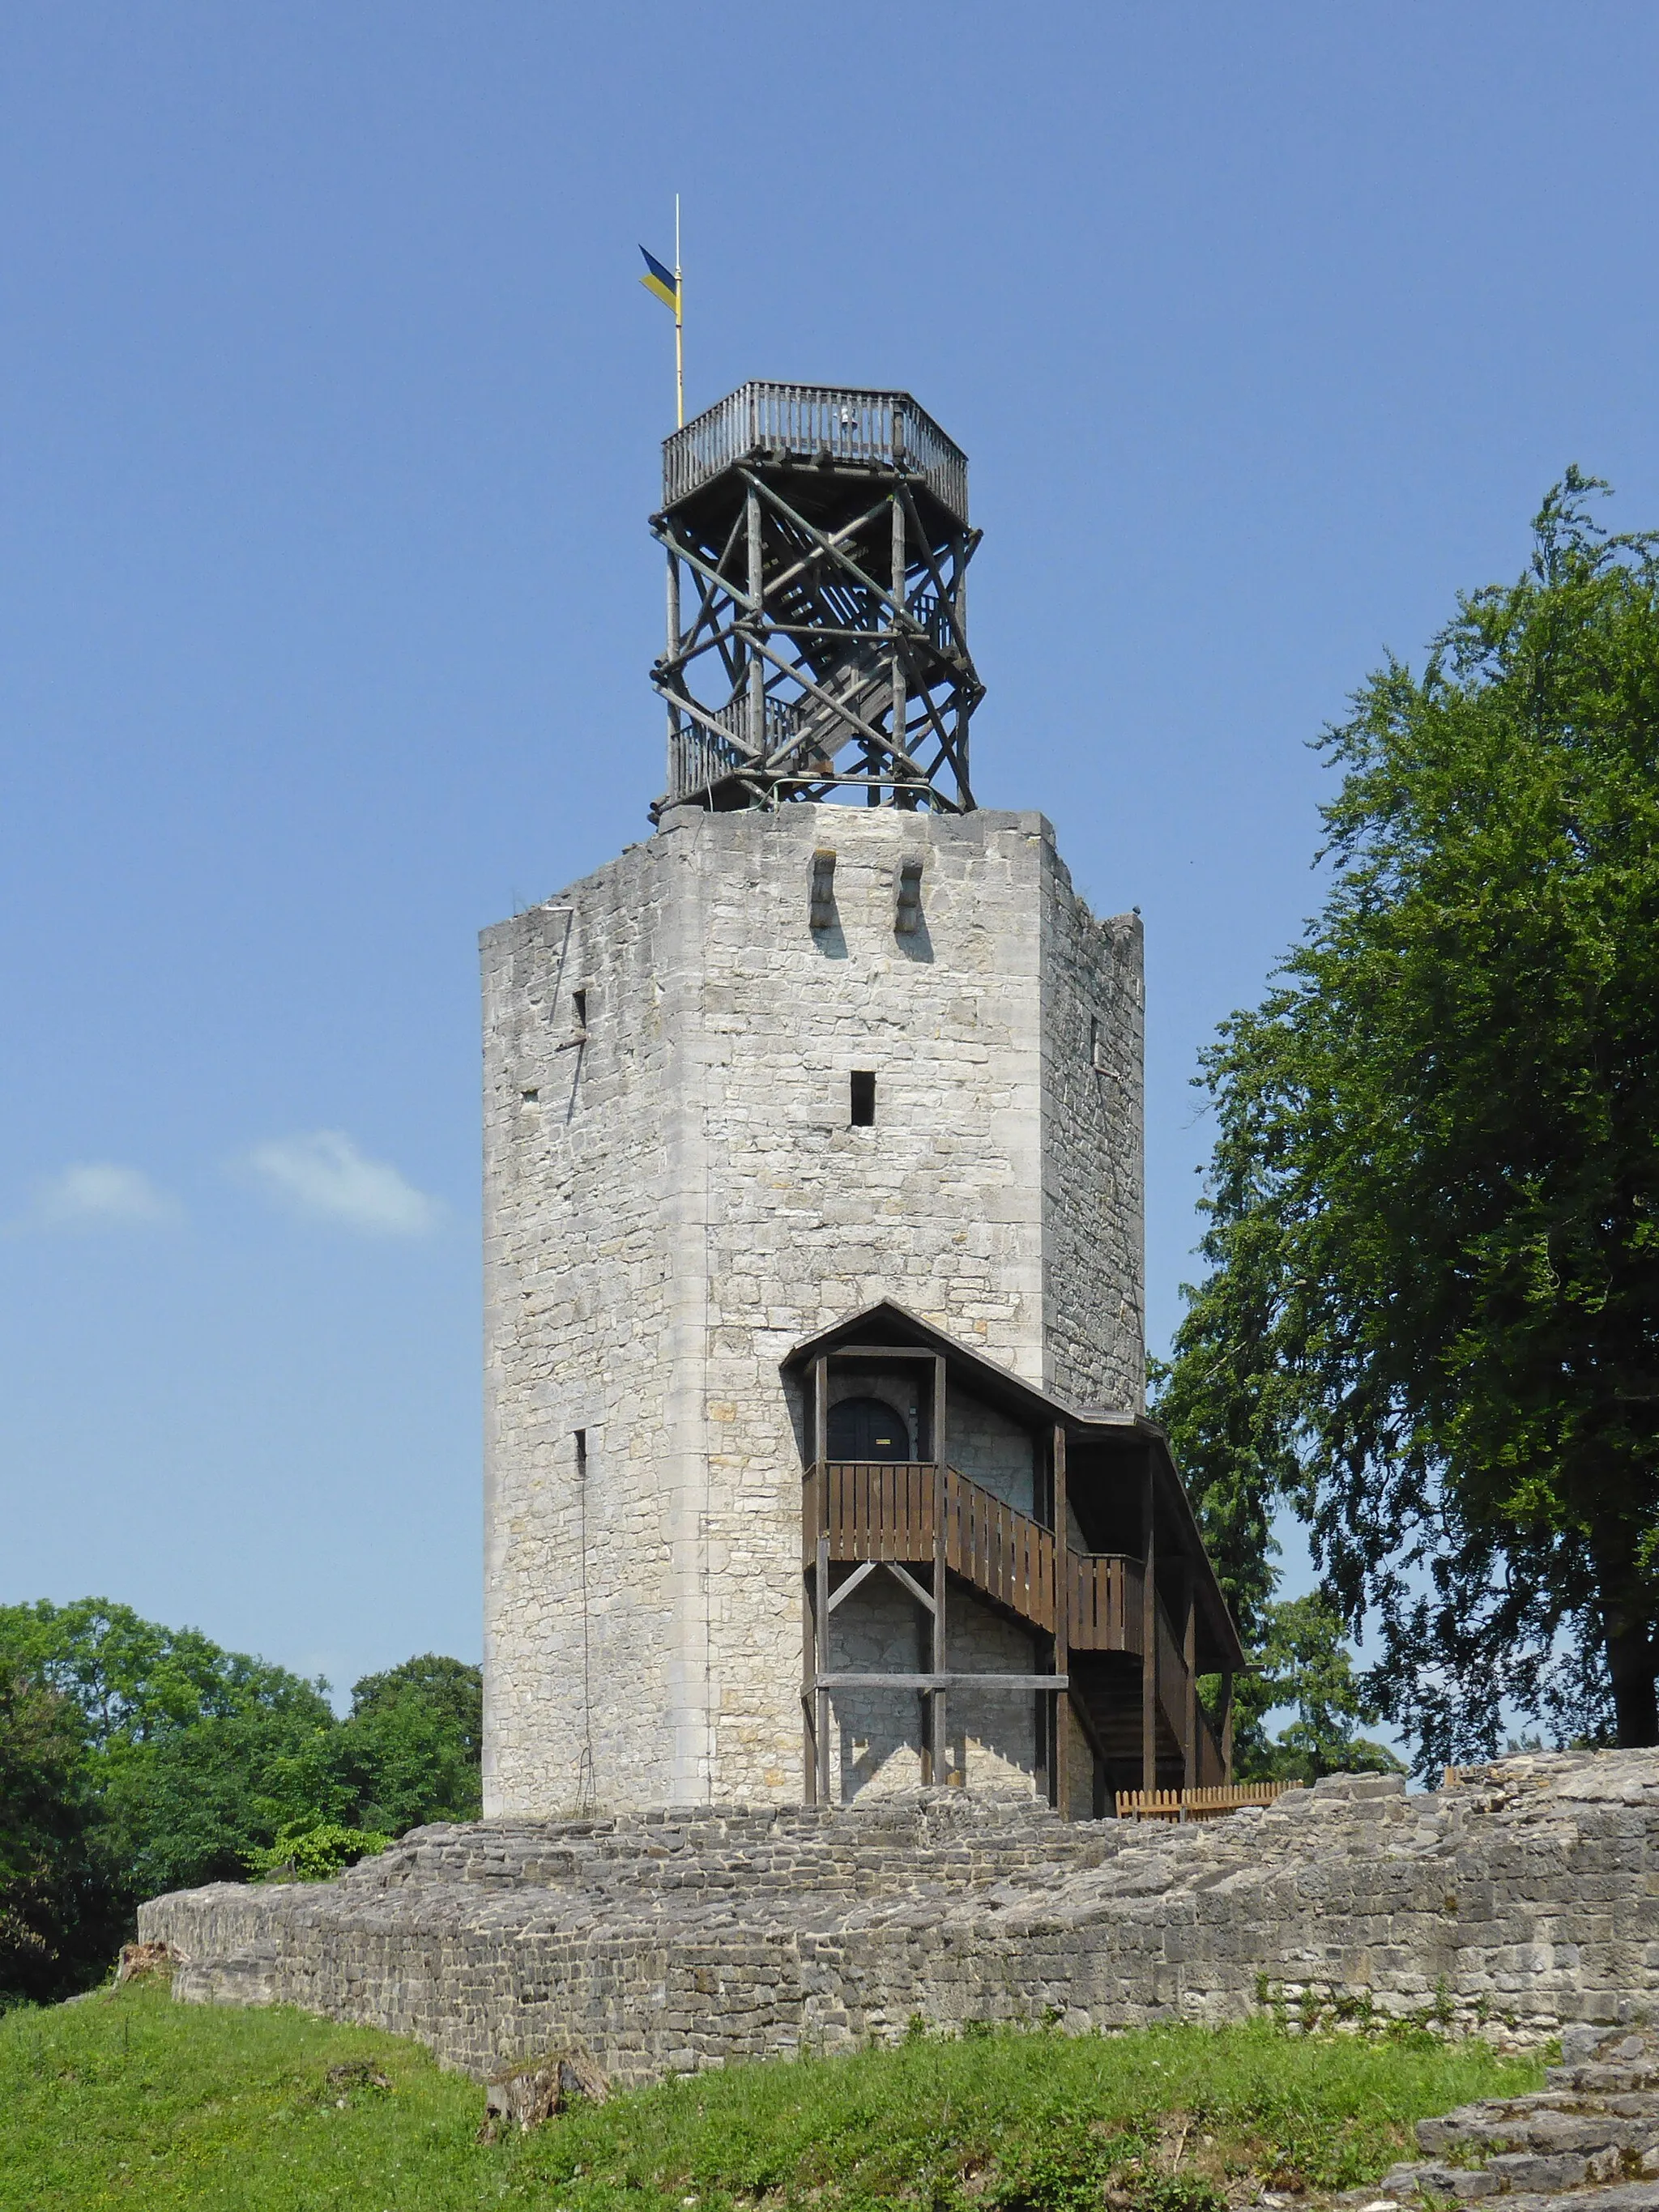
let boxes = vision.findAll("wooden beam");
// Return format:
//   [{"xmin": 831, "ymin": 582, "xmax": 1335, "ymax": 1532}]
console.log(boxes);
[
  {"xmin": 1181, "ymin": 1560, "xmax": 1197, "ymax": 1794},
  {"xmin": 826, "ymin": 1560, "xmax": 879, "ymax": 1613},
  {"xmin": 898, "ymin": 480, "xmax": 973, "ymax": 658},
  {"xmin": 745, "ymin": 480, "xmax": 765, "ymax": 756},
  {"xmin": 818, "ymin": 1345, "xmax": 932, "ymax": 1361},
  {"xmin": 891, "ymin": 489, "xmax": 907, "ymax": 791},
  {"xmin": 647, "ymin": 519, "xmax": 758, "ymax": 616},
  {"xmin": 817, "ymin": 1673, "xmax": 1072, "ymax": 1691},
  {"xmin": 748, "ymin": 490, "xmax": 894, "ymax": 622},
  {"xmin": 813, "ymin": 1355, "xmax": 831, "ymax": 1808},
  {"xmin": 1219, "ymin": 1668, "xmax": 1235, "ymax": 1785},
  {"xmin": 932, "ymin": 1353, "xmax": 949, "ymax": 1785},
  {"xmin": 746, "ymin": 630, "xmax": 935, "ymax": 782},
  {"xmin": 1053, "ymin": 1422, "xmax": 1070, "ymax": 1818},
  {"xmin": 1141, "ymin": 1455, "xmax": 1158, "ymax": 1801},
  {"xmin": 743, "ymin": 469, "xmax": 918, "ymax": 631},
  {"xmin": 882, "ymin": 1561, "xmax": 936, "ymax": 1615}
]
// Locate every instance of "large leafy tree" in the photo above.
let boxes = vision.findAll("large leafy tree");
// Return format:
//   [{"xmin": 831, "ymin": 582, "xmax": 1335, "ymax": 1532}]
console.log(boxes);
[
  {"xmin": 0, "ymin": 1599, "xmax": 484, "ymax": 1994},
  {"xmin": 1160, "ymin": 473, "xmax": 1659, "ymax": 1767},
  {"xmin": 0, "ymin": 1670, "xmax": 125, "ymax": 2005}
]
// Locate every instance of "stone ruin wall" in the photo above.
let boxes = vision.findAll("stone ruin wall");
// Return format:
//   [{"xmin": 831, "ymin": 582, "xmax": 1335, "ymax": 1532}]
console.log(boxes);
[{"xmin": 141, "ymin": 1751, "xmax": 1659, "ymax": 2087}]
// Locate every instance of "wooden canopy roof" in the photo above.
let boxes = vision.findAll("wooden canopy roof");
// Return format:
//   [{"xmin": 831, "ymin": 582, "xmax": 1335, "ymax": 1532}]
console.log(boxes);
[{"xmin": 783, "ymin": 1300, "xmax": 1247, "ymax": 1673}]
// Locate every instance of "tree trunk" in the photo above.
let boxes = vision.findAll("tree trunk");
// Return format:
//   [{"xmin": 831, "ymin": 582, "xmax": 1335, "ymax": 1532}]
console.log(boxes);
[
  {"xmin": 1592, "ymin": 1529, "xmax": 1658, "ymax": 1747},
  {"xmin": 1606, "ymin": 1626, "xmax": 1659, "ymax": 1746}
]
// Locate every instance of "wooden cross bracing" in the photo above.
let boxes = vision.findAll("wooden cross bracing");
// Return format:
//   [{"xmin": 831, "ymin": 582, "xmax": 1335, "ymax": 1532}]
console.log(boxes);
[{"xmin": 648, "ymin": 383, "xmax": 983, "ymax": 818}]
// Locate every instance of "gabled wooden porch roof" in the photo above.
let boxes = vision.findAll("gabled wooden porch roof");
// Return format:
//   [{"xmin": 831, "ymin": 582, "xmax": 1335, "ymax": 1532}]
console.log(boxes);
[{"xmin": 783, "ymin": 1299, "xmax": 1247, "ymax": 1674}]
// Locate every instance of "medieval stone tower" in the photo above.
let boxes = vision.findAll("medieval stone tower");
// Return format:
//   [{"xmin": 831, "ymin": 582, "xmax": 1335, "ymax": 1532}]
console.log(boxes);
[{"xmin": 482, "ymin": 386, "xmax": 1237, "ymax": 1822}]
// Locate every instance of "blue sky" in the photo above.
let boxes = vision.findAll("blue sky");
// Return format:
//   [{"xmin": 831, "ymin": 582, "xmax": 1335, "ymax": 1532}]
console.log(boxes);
[{"xmin": 3, "ymin": 3, "xmax": 1657, "ymax": 1698}]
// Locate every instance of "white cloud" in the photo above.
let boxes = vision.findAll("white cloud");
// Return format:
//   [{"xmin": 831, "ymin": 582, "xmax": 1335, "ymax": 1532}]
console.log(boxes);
[
  {"xmin": 28, "ymin": 1161, "xmax": 182, "ymax": 1231},
  {"xmin": 245, "ymin": 1131, "xmax": 441, "ymax": 1237}
]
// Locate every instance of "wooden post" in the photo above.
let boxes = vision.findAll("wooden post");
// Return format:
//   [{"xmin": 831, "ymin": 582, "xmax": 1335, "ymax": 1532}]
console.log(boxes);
[
  {"xmin": 1141, "ymin": 1455, "xmax": 1158, "ymax": 1802},
  {"xmin": 1052, "ymin": 1423, "xmax": 1070, "ymax": 1818},
  {"xmin": 665, "ymin": 540, "xmax": 682, "ymax": 786},
  {"xmin": 812, "ymin": 1354, "xmax": 831, "ymax": 1808},
  {"xmin": 890, "ymin": 486, "xmax": 907, "ymax": 800},
  {"xmin": 1219, "ymin": 1668, "xmax": 1235, "ymax": 1784},
  {"xmin": 932, "ymin": 1355, "xmax": 949, "ymax": 1785},
  {"xmin": 746, "ymin": 480, "xmax": 766, "ymax": 758},
  {"xmin": 1180, "ymin": 1560, "xmax": 1196, "ymax": 1794}
]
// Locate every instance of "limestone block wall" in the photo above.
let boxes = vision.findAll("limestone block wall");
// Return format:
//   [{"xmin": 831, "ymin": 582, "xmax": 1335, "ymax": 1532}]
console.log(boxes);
[
  {"xmin": 144, "ymin": 1754, "xmax": 1659, "ymax": 2086},
  {"xmin": 482, "ymin": 803, "xmax": 1141, "ymax": 1816},
  {"xmin": 823, "ymin": 1574, "xmax": 1043, "ymax": 1802},
  {"xmin": 1039, "ymin": 857, "xmax": 1144, "ymax": 1411},
  {"xmin": 482, "ymin": 859, "xmax": 684, "ymax": 1819}
]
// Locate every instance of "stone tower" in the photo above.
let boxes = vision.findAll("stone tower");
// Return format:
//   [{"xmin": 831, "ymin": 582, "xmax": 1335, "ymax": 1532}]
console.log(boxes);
[{"xmin": 481, "ymin": 385, "xmax": 1235, "ymax": 1820}]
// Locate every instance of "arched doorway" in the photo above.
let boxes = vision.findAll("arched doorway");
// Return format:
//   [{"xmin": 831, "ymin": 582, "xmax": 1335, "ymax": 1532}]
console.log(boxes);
[{"xmin": 826, "ymin": 1396, "xmax": 912, "ymax": 1461}]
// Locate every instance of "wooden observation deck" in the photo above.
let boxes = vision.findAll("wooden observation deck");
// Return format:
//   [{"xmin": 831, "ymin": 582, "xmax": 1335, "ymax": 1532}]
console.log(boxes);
[
  {"xmin": 649, "ymin": 381, "xmax": 983, "ymax": 820},
  {"xmin": 663, "ymin": 382, "xmax": 970, "ymax": 526}
]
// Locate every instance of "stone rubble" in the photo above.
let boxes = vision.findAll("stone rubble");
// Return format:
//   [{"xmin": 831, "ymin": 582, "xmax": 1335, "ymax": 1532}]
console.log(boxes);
[{"xmin": 138, "ymin": 1750, "xmax": 1659, "ymax": 2088}]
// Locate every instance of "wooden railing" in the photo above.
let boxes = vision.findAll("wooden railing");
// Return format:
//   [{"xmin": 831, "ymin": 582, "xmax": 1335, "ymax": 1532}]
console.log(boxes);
[
  {"xmin": 664, "ymin": 381, "xmax": 970, "ymax": 523},
  {"xmin": 813, "ymin": 1460, "xmax": 936, "ymax": 1563},
  {"xmin": 812, "ymin": 1464, "xmax": 1164, "ymax": 1654},
  {"xmin": 944, "ymin": 1468, "xmax": 1056, "ymax": 1634},
  {"xmin": 1066, "ymin": 1552, "xmax": 1141, "ymax": 1652},
  {"xmin": 808, "ymin": 1460, "xmax": 1224, "ymax": 1783},
  {"xmin": 1115, "ymin": 1782, "xmax": 1286, "ymax": 1822}
]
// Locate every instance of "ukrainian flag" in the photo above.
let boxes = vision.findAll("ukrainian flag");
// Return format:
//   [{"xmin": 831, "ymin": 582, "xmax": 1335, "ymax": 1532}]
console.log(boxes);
[{"xmin": 638, "ymin": 245, "xmax": 680, "ymax": 313}]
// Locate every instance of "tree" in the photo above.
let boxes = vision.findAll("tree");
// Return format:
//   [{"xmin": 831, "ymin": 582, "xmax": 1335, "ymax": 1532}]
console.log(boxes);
[
  {"xmin": 1160, "ymin": 471, "xmax": 1659, "ymax": 1767},
  {"xmin": 349, "ymin": 1654, "xmax": 482, "ymax": 1769},
  {"xmin": 266, "ymin": 1656, "xmax": 484, "ymax": 1842},
  {"xmin": 1227, "ymin": 1597, "xmax": 1403, "ymax": 1784},
  {"xmin": 0, "ymin": 1670, "xmax": 123, "ymax": 2005},
  {"xmin": 0, "ymin": 1598, "xmax": 331, "ymax": 1753},
  {"xmin": 100, "ymin": 1702, "xmax": 340, "ymax": 1895},
  {"xmin": 0, "ymin": 1597, "xmax": 484, "ymax": 1980}
]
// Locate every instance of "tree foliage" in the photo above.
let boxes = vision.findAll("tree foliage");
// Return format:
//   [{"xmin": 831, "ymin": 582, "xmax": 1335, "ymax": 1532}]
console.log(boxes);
[
  {"xmin": 1225, "ymin": 1597, "xmax": 1402, "ymax": 1784},
  {"xmin": 0, "ymin": 1600, "xmax": 483, "ymax": 2002},
  {"xmin": 1159, "ymin": 471, "xmax": 1659, "ymax": 1767},
  {"xmin": 0, "ymin": 1670, "xmax": 126, "ymax": 2005}
]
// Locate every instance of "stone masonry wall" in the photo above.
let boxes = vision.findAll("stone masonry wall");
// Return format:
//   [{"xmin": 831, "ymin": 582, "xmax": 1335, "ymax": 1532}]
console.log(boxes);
[
  {"xmin": 144, "ymin": 1752, "xmax": 1659, "ymax": 2086},
  {"xmin": 482, "ymin": 804, "xmax": 1141, "ymax": 1816},
  {"xmin": 1039, "ymin": 850, "xmax": 1144, "ymax": 1412}
]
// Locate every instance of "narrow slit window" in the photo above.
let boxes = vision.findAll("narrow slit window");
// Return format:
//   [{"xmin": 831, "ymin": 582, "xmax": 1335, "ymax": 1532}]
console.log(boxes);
[
  {"xmin": 850, "ymin": 1070, "xmax": 876, "ymax": 1127},
  {"xmin": 573, "ymin": 989, "xmax": 588, "ymax": 1034},
  {"xmin": 895, "ymin": 855, "xmax": 923, "ymax": 935},
  {"xmin": 809, "ymin": 849, "xmax": 837, "ymax": 931},
  {"xmin": 575, "ymin": 1428, "xmax": 587, "ymax": 1479}
]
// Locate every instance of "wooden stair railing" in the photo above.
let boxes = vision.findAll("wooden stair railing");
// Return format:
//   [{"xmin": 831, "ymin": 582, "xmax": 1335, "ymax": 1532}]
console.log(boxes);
[
  {"xmin": 1066, "ymin": 1552, "xmax": 1137, "ymax": 1649},
  {"xmin": 807, "ymin": 1460, "xmax": 1225, "ymax": 1785},
  {"xmin": 941, "ymin": 1465, "xmax": 1057, "ymax": 1634}
]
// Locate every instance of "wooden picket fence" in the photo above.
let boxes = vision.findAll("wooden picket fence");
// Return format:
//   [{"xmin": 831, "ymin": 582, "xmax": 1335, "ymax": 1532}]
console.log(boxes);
[{"xmin": 1115, "ymin": 1782, "xmax": 1290, "ymax": 1823}]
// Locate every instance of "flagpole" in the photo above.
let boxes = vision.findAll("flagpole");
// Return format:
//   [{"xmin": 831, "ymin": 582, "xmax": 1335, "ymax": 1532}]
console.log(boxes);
[{"xmin": 673, "ymin": 194, "xmax": 684, "ymax": 428}]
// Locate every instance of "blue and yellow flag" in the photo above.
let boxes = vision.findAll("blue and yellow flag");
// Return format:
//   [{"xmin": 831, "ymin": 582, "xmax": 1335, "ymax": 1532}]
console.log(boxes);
[{"xmin": 638, "ymin": 246, "xmax": 680, "ymax": 313}]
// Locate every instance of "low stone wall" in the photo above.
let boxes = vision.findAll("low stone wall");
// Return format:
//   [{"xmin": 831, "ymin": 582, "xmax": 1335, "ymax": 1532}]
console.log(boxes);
[{"xmin": 139, "ymin": 1751, "xmax": 1659, "ymax": 2085}]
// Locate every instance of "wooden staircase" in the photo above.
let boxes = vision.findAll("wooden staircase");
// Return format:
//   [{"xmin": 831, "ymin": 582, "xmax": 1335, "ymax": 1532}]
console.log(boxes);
[{"xmin": 804, "ymin": 1460, "xmax": 1227, "ymax": 1804}]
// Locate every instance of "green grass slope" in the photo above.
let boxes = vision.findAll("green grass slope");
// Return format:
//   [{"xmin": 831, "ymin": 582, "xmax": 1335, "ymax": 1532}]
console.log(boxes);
[{"xmin": 0, "ymin": 1982, "xmax": 1542, "ymax": 2212}]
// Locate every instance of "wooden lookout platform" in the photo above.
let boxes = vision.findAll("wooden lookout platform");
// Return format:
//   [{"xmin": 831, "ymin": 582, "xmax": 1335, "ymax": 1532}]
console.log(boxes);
[{"xmin": 786, "ymin": 1305, "xmax": 1248, "ymax": 1817}]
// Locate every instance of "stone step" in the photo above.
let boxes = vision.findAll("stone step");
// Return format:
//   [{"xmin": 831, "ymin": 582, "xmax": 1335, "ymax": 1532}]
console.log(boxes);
[
  {"xmin": 1360, "ymin": 2183, "xmax": 1659, "ymax": 2212},
  {"xmin": 1418, "ymin": 2108, "xmax": 1659, "ymax": 2157}
]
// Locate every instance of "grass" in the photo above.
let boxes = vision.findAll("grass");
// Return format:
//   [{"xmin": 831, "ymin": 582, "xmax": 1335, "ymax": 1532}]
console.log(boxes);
[{"xmin": 0, "ymin": 1980, "xmax": 1544, "ymax": 2212}]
